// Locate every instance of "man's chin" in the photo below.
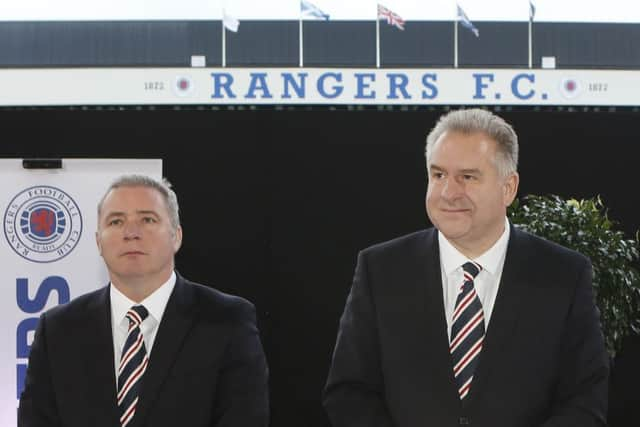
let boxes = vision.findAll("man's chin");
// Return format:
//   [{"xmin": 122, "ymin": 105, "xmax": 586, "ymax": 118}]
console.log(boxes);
[
  {"xmin": 434, "ymin": 216, "xmax": 470, "ymax": 231},
  {"xmin": 111, "ymin": 270, "xmax": 148, "ymax": 282},
  {"xmin": 434, "ymin": 219, "xmax": 473, "ymax": 238},
  {"xmin": 440, "ymin": 230, "xmax": 470, "ymax": 241}
]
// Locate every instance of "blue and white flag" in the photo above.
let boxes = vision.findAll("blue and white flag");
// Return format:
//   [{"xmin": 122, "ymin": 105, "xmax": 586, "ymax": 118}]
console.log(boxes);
[
  {"xmin": 529, "ymin": 0, "xmax": 536, "ymax": 21},
  {"xmin": 301, "ymin": 0, "xmax": 329, "ymax": 20},
  {"xmin": 457, "ymin": 4, "xmax": 479, "ymax": 37},
  {"xmin": 223, "ymin": 10, "xmax": 239, "ymax": 32}
]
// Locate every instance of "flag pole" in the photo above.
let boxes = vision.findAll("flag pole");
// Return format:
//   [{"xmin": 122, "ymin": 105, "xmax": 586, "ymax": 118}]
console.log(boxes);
[
  {"xmin": 528, "ymin": 17, "xmax": 533, "ymax": 68},
  {"xmin": 222, "ymin": 21, "xmax": 226, "ymax": 67},
  {"xmin": 299, "ymin": 16, "xmax": 304, "ymax": 67},
  {"xmin": 454, "ymin": 16, "xmax": 458, "ymax": 68},
  {"xmin": 376, "ymin": 10, "xmax": 380, "ymax": 68}
]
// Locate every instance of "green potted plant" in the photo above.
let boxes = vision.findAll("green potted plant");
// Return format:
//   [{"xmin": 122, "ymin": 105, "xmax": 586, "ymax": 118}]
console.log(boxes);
[{"xmin": 508, "ymin": 194, "xmax": 640, "ymax": 356}]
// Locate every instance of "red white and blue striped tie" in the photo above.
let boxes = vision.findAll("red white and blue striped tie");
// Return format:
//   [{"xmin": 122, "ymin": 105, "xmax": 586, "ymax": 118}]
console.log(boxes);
[
  {"xmin": 450, "ymin": 261, "xmax": 484, "ymax": 400},
  {"xmin": 117, "ymin": 305, "xmax": 149, "ymax": 427}
]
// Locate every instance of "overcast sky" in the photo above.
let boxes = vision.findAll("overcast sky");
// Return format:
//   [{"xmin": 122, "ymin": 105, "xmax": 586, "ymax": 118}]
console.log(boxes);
[{"xmin": 2, "ymin": 0, "xmax": 639, "ymax": 23}]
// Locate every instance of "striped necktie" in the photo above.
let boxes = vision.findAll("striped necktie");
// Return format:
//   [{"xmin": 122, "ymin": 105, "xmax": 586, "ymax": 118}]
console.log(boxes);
[
  {"xmin": 450, "ymin": 261, "xmax": 484, "ymax": 401},
  {"xmin": 117, "ymin": 305, "xmax": 149, "ymax": 427}
]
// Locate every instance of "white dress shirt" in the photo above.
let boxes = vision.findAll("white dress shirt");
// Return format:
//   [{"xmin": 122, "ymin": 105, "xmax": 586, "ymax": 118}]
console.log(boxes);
[
  {"xmin": 439, "ymin": 218, "xmax": 511, "ymax": 341},
  {"xmin": 110, "ymin": 271, "xmax": 176, "ymax": 384}
]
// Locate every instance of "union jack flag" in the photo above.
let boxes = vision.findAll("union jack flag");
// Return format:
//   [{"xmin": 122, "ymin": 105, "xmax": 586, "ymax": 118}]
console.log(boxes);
[{"xmin": 377, "ymin": 4, "xmax": 405, "ymax": 31}]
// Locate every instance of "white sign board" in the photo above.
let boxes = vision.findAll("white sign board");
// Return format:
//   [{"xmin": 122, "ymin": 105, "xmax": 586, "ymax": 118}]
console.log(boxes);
[{"xmin": 0, "ymin": 68, "xmax": 635, "ymax": 107}]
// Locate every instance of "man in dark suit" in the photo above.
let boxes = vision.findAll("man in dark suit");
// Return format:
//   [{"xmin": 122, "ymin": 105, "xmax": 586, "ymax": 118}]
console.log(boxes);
[
  {"xmin": 18, "ymin": 174, "xmax": 269, "ymax": 427},
  {"xmin": 323, "ymin": 109, "xmax": 608, "ymax": 427}
]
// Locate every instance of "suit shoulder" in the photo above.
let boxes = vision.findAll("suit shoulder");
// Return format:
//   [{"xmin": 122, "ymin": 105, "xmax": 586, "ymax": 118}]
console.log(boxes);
[
  {"xmin": 181, "ymin": 278, "xmax": 256, "ymax": 320},
  {"xmin": 42, "ymin": 287, "xmax": 106, "ymax": 323},
  {"xmin": 361, "ymin": 229, "xmax": 435, "ymax": 258},
  {"xmin": 513, "ymin": 227, "xmax": 590, "ymax": 267}
]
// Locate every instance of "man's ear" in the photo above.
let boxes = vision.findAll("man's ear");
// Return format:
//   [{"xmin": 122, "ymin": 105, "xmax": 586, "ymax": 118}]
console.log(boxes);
[
  {"xmin": 95, "ymin": 231, "xmax": 103, "ymax": 256},
  {"xmin": 173, "ymin": 226, "xmax": 183, "ymax": 253},
  {"xmin": 503, "ymin": 172, "xmax": 520, "ymax": 207}
]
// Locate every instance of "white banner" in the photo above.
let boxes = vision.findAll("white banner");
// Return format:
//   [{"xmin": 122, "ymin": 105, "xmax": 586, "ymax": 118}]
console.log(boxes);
[
  {"xmin": 0, "ymin": 159, "xmax": 162, "ymax": 427},
  {"xmin": 0, "ymin": 67, "xmax": 636, "ymax": 107}
]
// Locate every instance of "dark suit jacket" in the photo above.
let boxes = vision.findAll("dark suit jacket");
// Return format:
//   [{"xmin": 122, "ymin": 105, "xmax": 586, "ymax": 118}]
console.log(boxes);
[
  {"xmin": 18, "ymin": 273, "xmax": 269, "ymax": 427},
  {"xmin": 608, "ymin": 332, "xmax": 640, "ymax": 426},
  {"xmin": 323, "ymin": 226, "xmax": 608, "ymax": 427}
]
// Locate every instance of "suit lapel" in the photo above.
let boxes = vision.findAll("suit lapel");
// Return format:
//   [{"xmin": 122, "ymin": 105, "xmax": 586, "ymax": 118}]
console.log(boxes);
[
  {"xmin": 466, "ymin": 226, "xmax": 528, "ymax": 407},
  {"xmin": 133, "ymin": 275, "xmax": 196, "ymax": 426},
  {"xmin": 82, "ymin": 286, "xmax": 121, "ymax": 426},
  {"xmin": 409, "ymin": 229, "xmax": 461, "ymax": 413}
]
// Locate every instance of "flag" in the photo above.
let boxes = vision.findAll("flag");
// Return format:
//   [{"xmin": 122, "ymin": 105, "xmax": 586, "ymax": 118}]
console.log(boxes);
[
  {"xmin": 529, "ymin": 0, "xmax": 536, "ymax": 21},
  {"xmin": 301, "ymin": 0, "xmax": 329, "ymax": 20},
  {"xmin": 457, "ymin": 4, "xmax": 479, "ymax": 37},
  {"xmin": 378, "ymin": 4, "xmax": 405, "ymax": 30},
  {"xmin": 223, "ymin": 10, "xmax": 239, "ymax": 32}
]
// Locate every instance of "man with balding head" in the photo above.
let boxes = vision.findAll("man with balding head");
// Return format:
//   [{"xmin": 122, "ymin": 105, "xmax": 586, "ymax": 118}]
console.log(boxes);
[{"xmin": 324, "ymin": 109, "xmax": 608, "ymax": 427}]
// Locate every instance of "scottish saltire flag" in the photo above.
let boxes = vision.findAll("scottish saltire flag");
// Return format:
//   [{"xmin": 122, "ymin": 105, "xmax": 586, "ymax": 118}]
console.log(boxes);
[
  {"xmin": 529, "ymin": 0, "xmax": 536, "ymax": 21},
  {"xmin": 223, "ymin": 10, "xmax": 239, "ymax": 32},
  {"xmin": 457, "ymin": 4, "xmax": 479, "ymax": 37},
  {"xmin": 301, "ymin": 0, "xmax": 329, "ymax": 20},
  {"xmin": 378, "ymin": 4, "xmax": 405, "ymax": 30}
]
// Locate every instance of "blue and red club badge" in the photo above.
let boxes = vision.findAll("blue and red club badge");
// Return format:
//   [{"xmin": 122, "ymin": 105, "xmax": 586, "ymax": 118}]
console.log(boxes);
[
  {"xmin": 174, "ymin": 75, "xmax": 194, "ymax": 97},
  {"xmin": 559, "ymin": 76, "xmax": 582, "ymax": 100},
  {"xmin": 3, "ymin": 186, "xmax": 83, "ymax": 263}
]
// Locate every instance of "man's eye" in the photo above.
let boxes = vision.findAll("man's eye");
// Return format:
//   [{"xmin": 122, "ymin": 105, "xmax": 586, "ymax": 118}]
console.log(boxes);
[
  {"xmin": 463, "ymin": 174, "xmax": 476, "ymax": 180},
  {"xmin": 142, "ymin": 217, "xmax": 157, "ymax": 224},
  {"xmin": 108, "ymin": 219, "xmax": 122, "ymax": 226},
  {"xmin": 432, "ymin": 172, "xmax": 444, "ymax": 179}
]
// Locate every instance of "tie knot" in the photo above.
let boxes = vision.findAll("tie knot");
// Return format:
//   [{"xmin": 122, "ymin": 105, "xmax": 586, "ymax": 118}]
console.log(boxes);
[
  {"xmin": 462, "ymin": 261, "xmax": 482, "ymax": 279},
  {"xmin": 126, "ymin": 305, "xmax": 149, "ymax": 326}
]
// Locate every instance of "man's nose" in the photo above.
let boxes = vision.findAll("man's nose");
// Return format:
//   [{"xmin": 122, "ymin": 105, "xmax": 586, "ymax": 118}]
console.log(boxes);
[
  {"xmin": 123, "ymin": 222, "xmax": 141, "ymax": 240},
  {"xmin": 441, "ymin": 177, "xmax": 463, "ymax": 199}
]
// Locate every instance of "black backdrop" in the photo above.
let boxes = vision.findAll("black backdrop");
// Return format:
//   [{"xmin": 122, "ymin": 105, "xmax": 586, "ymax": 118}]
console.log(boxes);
[{"xmin": 2, "ymin": 107, "xmax": 637, "ymax": 426}]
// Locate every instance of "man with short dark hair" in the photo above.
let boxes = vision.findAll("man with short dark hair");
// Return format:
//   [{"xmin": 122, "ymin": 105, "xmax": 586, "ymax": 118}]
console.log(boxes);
[
  {"xmin": 19, "ymin": 174, "xmax": 269, "ymax": 427},
  {"xmin": 324, "ymin": 109, "xmax": 608, "ymax": 426}
]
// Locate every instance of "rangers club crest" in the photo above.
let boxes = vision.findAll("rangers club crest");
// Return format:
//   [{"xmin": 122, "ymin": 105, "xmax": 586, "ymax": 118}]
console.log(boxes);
[
  {"xmin": 559, "ymin": 76, "xmax": 582, "ymax": 100},
  {"xmin": 3, "ymin": 185, "xmax": 83, "ymax": 263},
  {"xmin": 174, "ymin": 75, "xmax": 194, "ymax": 97}
]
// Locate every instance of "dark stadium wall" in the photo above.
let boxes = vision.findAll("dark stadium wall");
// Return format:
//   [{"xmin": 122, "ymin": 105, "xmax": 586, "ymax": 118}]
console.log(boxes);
[
  {"xmin": 2, "ymin": 21, "xmax": 640, "ymax": 68},
  {"xmin": 1, "ymin": 108, "xmax": 636, "ymax": 426}
]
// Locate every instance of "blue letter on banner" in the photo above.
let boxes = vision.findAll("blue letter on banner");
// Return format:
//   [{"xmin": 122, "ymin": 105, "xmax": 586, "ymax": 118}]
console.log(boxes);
[
  {"xmin": 245, "ymin": 73, "xmax": 273, "ymax": 99},
  {"xmin": 211, "ymin": 73, "xmax": 237, "ymax": 99},
  {"xmin": 472, "ymin": 73, "xmax": 495, "ymax": 99},
  {"xmin": 512, "ymin": 73, "xmax": 535, "ymax": 100},
  {"xmin": 421, "ymin": 74, "xmax": 438, "ymax": 99},
  {"xmin": 282, "ymin": 73, "xmax": 308, "ymax": 99},
  {"xmin": 354, "ymin": 73, "xmax": 376, "ymax": 99},
  {"xmin": 387, "ymin": 73, "xmax": 412, "ymax": 100},
  {"xmin": 16, "ymin": 276, "xmax": 70, "ymax": 314},
  {"xmin": 317, "ymin": 73, "xmax": 344, "ymax": 99},
  {"xmin": 16, "ymin": 276, "xmax": 70, "ymax": 398}
]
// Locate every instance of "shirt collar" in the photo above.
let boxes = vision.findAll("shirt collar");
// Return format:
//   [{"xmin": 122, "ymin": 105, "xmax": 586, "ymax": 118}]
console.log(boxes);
[
  {"xmin": 438, "ymin": 217, "xmax": 511, "ymax": 276},
  {"xmin": 110, "ymin": 271, "xmax": 177, "ymax": 327}
]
